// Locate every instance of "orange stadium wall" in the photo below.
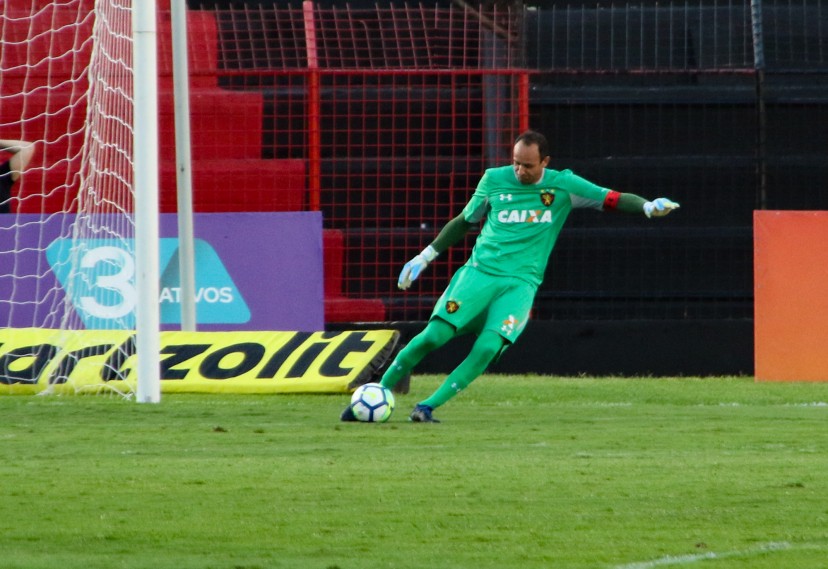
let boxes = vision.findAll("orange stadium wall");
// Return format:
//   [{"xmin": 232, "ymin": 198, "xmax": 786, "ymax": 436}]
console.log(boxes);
[{"xmin": 754, "ymin": 211, "xmax": 828, "ymax": 382}]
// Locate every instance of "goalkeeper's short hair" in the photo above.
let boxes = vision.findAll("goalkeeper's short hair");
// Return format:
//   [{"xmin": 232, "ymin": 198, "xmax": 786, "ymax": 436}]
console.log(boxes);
[{"xmin": 514, "ymin": 130, "xmax": 550, "ymax": 160}]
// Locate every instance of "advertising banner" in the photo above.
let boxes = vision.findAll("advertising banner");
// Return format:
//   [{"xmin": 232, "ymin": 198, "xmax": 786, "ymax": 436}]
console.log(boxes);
[
  {"xmin": 0, "ymin": 327, "xmax": 400, "ymax": 394},
  {"xmin": 754, "ymin": 211, "xmax": 828, "ymax": 381},
  {"xmin": 0, "ymin": 212, "xmax": 324, "ymax": 331}
]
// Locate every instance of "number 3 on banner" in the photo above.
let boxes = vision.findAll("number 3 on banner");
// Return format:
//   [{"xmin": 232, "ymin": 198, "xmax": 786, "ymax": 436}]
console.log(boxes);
[{"xmin": 78, "ymin": 246, "xmax": 137, "ymax": 319}]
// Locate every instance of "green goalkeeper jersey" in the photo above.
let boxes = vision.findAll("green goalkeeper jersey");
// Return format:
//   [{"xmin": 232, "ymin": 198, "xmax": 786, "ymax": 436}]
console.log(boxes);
[{"xmin": 461, "ymin": 166, "xmax": 612, "ymax": 287}]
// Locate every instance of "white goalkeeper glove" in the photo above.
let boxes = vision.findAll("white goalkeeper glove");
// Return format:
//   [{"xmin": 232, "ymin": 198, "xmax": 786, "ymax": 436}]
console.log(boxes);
[
  {"xmin": 643, "ymin": 198, "xmax": 680, "ymax": 218},
  {"xmin": 398, "ymin": 245, "xmax": 438, "ymax": 290}
]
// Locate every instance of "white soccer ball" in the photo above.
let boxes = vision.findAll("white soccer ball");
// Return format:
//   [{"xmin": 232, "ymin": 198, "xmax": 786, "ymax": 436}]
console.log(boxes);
[{"xmin": 349, "ymin": 383, "xmax": 395, "ymax": 423}]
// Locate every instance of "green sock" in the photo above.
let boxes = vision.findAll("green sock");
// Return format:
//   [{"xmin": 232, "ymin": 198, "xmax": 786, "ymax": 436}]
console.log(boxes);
[
  {"xmin": 380, "ymin": 318, "xmax": 455, "ymax": 390},
  {"xmin": 420, "ymin": 330, "xmax": 505, "ymax": 409}
]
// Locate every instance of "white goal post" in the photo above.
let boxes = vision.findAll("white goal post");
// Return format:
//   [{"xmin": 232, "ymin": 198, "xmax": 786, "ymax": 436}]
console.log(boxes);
[
  {"xmin": 0, "ymin": 0, "xmax": 170, "ymax": 401},
  {"xmin": 133, "ymin": 1, "xmax": 162, "ymax": 403}
]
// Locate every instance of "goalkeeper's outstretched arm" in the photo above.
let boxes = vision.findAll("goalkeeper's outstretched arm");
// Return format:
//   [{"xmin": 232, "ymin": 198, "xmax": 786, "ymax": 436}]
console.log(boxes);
[
  {"xmin": 398, "ymin": 214, "xmax": 474, "ymax": 290},
  {"xmin": 616, "ymin": 192, "xmax": 680, "ymax": 218},
  {"xmin": 430, "ymin": 213, "xmax": 475, "ymax": 252}
]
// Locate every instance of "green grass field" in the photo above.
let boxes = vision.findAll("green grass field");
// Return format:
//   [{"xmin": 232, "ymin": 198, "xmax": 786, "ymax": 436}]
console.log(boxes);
[{"xmin": 1, "ymin": 375, "xmax": 827, "ymax": 569}]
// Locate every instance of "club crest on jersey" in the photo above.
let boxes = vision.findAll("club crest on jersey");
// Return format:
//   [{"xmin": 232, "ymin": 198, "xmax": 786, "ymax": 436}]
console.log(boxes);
[
  {"xmin": 446, "ymin": 300, "xmax": 460, "ymax": 313},
  {"xmin": 540, "ymin": 190, "xmax": 555, "ymax": 206}
]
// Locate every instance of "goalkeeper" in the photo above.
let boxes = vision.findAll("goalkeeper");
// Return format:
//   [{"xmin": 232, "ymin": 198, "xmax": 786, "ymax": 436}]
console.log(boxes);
[
  {"xmin": 0, "ymin": 138, "xmax": 35, "ymax": 214},
  {"xmin": 341, "ymin": 130, "xmax": 679, "ymax": 423}
]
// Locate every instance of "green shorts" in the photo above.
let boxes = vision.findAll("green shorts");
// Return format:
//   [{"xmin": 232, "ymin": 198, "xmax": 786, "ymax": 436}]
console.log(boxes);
[{"xmin": 431, "ymin": 265, "xmax": 537, "ymax": 343}]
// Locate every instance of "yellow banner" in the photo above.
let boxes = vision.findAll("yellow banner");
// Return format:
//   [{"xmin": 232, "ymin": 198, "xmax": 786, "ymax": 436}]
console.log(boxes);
[{"xmin": 0, "ymin": 328, "xmax": 399, "ymax": 395}]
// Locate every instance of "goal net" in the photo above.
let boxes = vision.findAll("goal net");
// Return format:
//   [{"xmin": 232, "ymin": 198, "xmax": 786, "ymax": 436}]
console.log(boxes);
[{"xmin": 0, "ymin": 0, "xmax": 137, "ymax": 394}]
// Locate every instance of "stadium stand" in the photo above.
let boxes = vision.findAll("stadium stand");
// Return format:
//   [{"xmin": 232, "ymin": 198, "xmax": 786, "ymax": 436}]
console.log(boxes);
[{"xmin": 0, "ymin": 0, "xmax": 382, "ymax": 323}]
